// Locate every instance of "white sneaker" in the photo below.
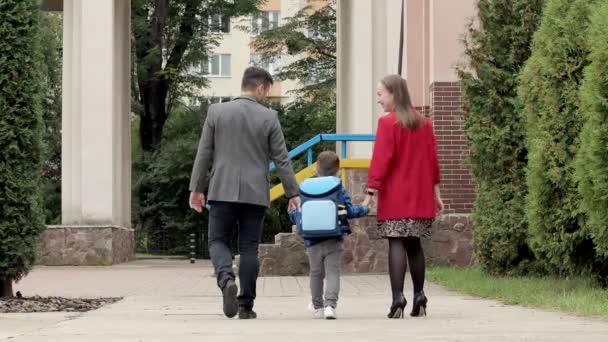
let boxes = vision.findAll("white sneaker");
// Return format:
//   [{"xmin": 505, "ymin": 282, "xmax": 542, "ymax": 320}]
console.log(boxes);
[
  {"xmin": 308, "ymin": 303, "xmax": 324, "ymax": 319},
  {"xmin": 324, "ymin": 306, "xmax": 337, "ymax": 320}
]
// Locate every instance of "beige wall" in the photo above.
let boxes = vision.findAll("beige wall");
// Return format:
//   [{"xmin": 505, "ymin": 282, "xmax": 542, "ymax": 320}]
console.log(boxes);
[
  {"xmin": 200, "ymin": 20, "xmax": 250, "ymax": 99},
  {"xmin": 404, "ymin": 0, "xmax": 431, "ymax": 107},
  {"xmin": 430, "ymin": 0, "xmax": 475, "ymax": 82},
  {"xmin": 261, "ymin": 0, "xmax": 283, "ymax": 11},
  {"xmin": 403, "ymin": 0, "xmax": 474, "ymax": 106},
  {"xmin": 307, "ymin": 0, "xmax": 327, "ymax": 11},
  {"xmin": 336, "ymin": 0, "xmax": 475, "ymax": 154}
]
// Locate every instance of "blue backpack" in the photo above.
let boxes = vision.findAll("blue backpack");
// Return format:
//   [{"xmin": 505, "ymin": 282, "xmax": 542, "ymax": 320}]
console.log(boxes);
[{"xmin": 296, "ymin": 176, "xmax": 347, "ymax": 239}]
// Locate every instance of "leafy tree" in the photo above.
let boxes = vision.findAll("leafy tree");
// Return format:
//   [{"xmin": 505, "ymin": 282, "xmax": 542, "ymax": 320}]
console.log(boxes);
[
  {"xmin": 0, "ymin": 0, "xmax": 45, "ymax": 297},
  {"xmin": 252, "ymin": 0, "xmax": 336, "ymax": 145},
  {"xmin": 458, "ymin": 0, "xmax": 544, "ymax": 274},
  {"xmin": 251, "ymin": 0, "xmax": 337, "ymax": 163},
  {"xmin": 132, "ymin": 0, "xmax": 263, "ymax": 152},
  {"xmin": 133, "ymin": 105, "xmax": 209, "ymax": 255},
  {"xmin": 518, "ymin": 0, "xmax": 603, "ymax": 278},
  {"xmin": 251, "ymin": 0, "xmax": 336, "ymax": 102},
  {"xmin": 40, "ymin": 13, "xmax": 63, "ymax": 225},
  {"xmin": 575, "ymin": 1, "xmax": 608, "ymax": 260},
  {"xmin": 252, "ymin": 1, "xmax": 337, "ymax": 235}
]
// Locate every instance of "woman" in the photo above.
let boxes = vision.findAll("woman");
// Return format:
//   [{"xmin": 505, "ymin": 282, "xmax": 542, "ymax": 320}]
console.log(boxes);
[{"xmin": 365, "ymin": 75, "xmax": 443, "ymax": 319}]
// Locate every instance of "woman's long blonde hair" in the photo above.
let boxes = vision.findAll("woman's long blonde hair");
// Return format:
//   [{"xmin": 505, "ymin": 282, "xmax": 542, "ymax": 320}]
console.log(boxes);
[{"xmin": 381, "ymin": 75, "xmax": 421, "ymax": 130}]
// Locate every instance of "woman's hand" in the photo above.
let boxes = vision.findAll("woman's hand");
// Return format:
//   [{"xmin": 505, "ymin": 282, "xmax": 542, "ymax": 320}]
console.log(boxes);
[
  {"xmin": 434, "ymin": 185, "xmax": 444, "ymax": 214},
  {"xmin": 435, "ymin": 195, "xmax": 444, "ymax": 213},
  {"xmin": 362, "ymin": 188, "xmax": 377, "ymax": 206}
]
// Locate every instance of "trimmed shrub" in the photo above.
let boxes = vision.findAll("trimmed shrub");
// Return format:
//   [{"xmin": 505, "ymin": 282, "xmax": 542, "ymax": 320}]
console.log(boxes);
[
  {"xmin": 458, "ymin": 0, "xmax": 544, "ymax": 274},
  {"xmin": 575, "ymin": 1, "xmax": 608, "ymax": 260},
  {"xmin": 518, "ymin": 0, "xmax": 600, "ymax": 277},
  {"xmin": 0, "ymin": 0, "xmax": 46, "ymax": 297}
]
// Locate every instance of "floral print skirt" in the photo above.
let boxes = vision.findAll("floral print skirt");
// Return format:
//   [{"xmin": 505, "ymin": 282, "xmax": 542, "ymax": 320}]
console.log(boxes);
[{"xmin": 378, "ymin": 218, "xmax": 434, "ymax": 239}]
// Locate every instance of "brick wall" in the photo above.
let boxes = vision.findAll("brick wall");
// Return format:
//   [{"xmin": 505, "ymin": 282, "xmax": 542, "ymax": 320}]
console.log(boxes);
[
  {"xmin": 430, "ymin": 82, "xmax": 475, "ymax": 214},
  {"xmin": 415, "ymin": 106, "xmax": 431, "ymax": 117}
]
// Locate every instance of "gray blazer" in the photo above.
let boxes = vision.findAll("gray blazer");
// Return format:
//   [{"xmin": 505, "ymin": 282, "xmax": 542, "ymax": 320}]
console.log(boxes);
[{"xmin": 189, "ymin": 96, "xmax": 299, "ymax": 207}]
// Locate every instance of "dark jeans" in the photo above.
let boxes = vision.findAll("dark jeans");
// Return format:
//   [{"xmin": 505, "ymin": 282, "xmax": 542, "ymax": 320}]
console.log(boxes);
[{"xmin": 208, "ymin": 201, "xmax": 266, "ymax": 310}]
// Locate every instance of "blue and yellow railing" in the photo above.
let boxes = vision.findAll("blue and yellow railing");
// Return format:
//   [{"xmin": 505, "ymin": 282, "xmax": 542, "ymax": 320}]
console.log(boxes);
[{"xmin": 269, "ymin": 134, "xmax": 376, "ymax": 202}]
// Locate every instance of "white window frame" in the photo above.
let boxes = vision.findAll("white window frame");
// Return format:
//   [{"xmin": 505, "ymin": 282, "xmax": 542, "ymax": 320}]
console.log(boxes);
[
  {"xmin": 203, "ymin": 54, "xmax": 231, "ymax": 78},
  {"xmin": 207, "ymin": 96, "xmax": 233, "ymax": 104},
  {"xmin": 208, "ymin": 14, "xmax": 230, "ymax": 33},
  {"xmin": 251, "ymin": 11, "xmax": 280, "ymax": 35}
]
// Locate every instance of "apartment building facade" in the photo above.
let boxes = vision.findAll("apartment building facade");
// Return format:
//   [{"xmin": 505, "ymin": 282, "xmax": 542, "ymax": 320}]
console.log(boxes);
[{"xmin": 191, "ymin": 0, "xmax": 329, "ymax": 105}]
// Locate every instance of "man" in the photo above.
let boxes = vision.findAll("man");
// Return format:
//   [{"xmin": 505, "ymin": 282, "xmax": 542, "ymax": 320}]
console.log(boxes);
[{"xmin": 189, "ymin": 67, "xmax": 300, "ymax": 319}]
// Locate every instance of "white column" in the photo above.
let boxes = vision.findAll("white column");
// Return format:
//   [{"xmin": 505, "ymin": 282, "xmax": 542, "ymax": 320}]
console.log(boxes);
[
  {"xmin": 336, "ymin": 0, "xmax": 401, "ymax": 158},
  {"xmin": 62, "ymin": 0, "xmax": 131, "ymax": 227}
]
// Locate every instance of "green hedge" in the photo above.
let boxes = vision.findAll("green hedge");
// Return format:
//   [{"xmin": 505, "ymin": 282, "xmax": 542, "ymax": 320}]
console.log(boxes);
[
  {"xmin": 0, "ymin": 0, "xmax": 45, "ymax": 291},
  {"xmin": 458, "ymin": 0, "xmax": 544, "ymax": 274},
  {"xmin": 575, "ymin": 1, "xmax": 608, "ymax": 259},
  {"xmin": 133, "ymin": 106, "xmax": 210, "ymax": 256},
  {"xmin": 518, "ymin": 0, "xmax": 598, "ymax": 277}
]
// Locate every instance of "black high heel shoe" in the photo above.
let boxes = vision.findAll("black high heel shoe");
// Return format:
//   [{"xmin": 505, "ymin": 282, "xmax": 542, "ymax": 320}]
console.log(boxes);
[
  {"xmin": 410, "ymin": 291, "xmax": 428, "ymax": 317},
  {"xmin": 387, "ymin": 294, "xmax": 407, "ymax": 319}
]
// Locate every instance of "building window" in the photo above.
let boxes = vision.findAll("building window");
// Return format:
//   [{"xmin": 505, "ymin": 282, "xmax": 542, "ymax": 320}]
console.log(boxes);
[
  {"xmin": 202, "ymin": 54, "xmax": 231, "ymax": 77},
  {"xmin": 251, "ymin": 11, "xmax": 280, "ymax": 35},
  {"xmin": 307, "ymin": 27, "xmax": 321, "ymax": 39},
  {"xmin": 208, "ymin": 96, "xmax": 233, "ymax": 104},
  {"xmin": 250, "ymin": 54, "xmax": 281, "ymax": 77},
  {"xmin": 189, "ymin": 96, "xmax": 232, "ymax": 106},
  {"xmin": 189, "ymin": 96, "xmax": 202, "ymax": 106},
  {"xmin": 208, "ymin": 14, "xmax": 230, "ymax": 33}
]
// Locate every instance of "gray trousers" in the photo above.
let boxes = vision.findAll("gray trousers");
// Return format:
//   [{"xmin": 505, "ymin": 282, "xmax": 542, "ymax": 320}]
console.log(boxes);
[{"xmin": 306, "ymin": 239, "xmax": 343, "ymax": 309}]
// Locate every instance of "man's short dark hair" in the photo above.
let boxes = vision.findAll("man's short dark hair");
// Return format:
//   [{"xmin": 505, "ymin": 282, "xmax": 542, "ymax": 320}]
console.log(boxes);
[
  {"xmin": 241, "ymin": 66, "xmax": 274, "ymax": 91},
  {"xmin": 317, "ymin": 151, "xmax": 340, "ymax": 176}
]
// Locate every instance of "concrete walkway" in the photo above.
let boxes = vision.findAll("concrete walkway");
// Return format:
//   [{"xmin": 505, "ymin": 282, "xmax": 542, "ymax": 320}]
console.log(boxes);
[{"xmin": 1, "ymin": 260, "xmax": 607, "ymax": 342}]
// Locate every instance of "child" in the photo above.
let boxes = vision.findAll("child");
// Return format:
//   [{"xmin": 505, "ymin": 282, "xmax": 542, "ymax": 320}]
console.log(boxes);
[{"xmin": 289, "ymin": 151, "xmax": 370, "ymax": 319}]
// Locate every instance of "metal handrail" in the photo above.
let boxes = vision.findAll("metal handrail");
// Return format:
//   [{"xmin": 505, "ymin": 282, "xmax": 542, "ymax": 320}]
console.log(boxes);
[{"xmin": 268, "ymin": 134, "xmax": 376, "ymax": 171}]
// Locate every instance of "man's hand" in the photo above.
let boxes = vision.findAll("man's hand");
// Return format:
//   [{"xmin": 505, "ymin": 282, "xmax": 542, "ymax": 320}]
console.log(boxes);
[
  {"xmin": 189, "ymin": 191, "xmax": 205, "ymax": 213},
  {"xmin": 287, "ymin": 196, "xmax": 301, "ymax": 211}
]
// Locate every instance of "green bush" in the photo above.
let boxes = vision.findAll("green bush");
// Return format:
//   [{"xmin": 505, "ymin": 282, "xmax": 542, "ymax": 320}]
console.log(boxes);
[
  {"xmin": 575, "ymin": 1, "xmax": 608, "ymax": 260},
  {"xmin": 458, "ymin": 0, "xmax": 544, "ymax": 274},
  {"xmin": 518, "ymin": 0, "xmax": 600, "ymax": 277},
  {"xmin": 40, "ymin": 13, "xmax": 63, "ymax": 225},
  {"xmin": 0, "ymin": 0, "xmax": 45, "ymax": 297},
  {"xmin": 133, "ymin": 106, "xmax": 209, "ymax": 256}
]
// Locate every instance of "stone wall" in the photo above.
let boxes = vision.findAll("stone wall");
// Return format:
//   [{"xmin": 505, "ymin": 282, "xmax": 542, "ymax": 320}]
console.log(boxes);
[
  {"xmin": 37, "ymin": 226, "xmax": 135, "ymax": 265},
  {"xmin": 259, "ymin": 232, "xmax": 308, "ymax": 276},
  {"xmin": 424, "ymin": 214, "xmax": 474, "ymax": 266},
  {"xmin": 258, "ymin": 169, "xmax": 474, "ymax": 276}
]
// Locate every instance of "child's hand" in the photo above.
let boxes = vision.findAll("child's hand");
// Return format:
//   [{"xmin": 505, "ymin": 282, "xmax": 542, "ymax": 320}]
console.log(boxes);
[{"xmin": 362, "ymin": 194, "xmax": 372, "ymax": 207}]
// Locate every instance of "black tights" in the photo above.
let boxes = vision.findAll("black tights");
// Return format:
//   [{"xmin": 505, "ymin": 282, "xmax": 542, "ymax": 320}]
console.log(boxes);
[{"xmin": 388, "ymin": 237, "xmax": 425, "ymax": 300}]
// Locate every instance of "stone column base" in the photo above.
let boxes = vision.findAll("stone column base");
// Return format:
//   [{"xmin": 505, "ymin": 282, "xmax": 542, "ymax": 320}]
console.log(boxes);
[{"xmin": 37, "ymin": 225, "xmax": 135, "ymax": 266}]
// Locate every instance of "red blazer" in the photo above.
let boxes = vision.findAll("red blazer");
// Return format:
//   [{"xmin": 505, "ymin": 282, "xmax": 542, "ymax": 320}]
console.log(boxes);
[{"xmin": 367, "ymin": 111, "xmax": 440, "ymax": 221}]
